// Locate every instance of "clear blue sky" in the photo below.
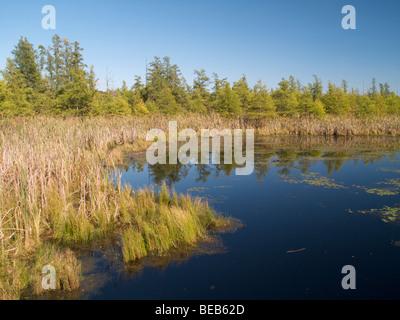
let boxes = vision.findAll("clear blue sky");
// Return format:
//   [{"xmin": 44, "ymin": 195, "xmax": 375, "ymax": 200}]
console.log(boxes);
[{"xmin": 0, "ymin": 0, "xmax": 399, "ymax": 93}]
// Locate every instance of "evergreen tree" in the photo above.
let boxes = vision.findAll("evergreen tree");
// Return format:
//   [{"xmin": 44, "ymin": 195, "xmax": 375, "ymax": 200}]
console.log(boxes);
[
  {"xmin": 232, "ymin": 75, "xmax": 252, "ymax": 112},
  {"xmin": 322, "ymin": 82, "xmax": 351, "ymax": 115},
  {"xmin": 297, "ymin": 86, "xmax": 325, "ymax": 116},
  {"xmin": 309, "ymin": 75, "xmax": 323, "ymax": 101},
  {"xmin": 215, "ymin": 82, "xmax": 241, "ymax": 115},
  {"xmin": 271, "ymin": 78, "xmax": 298, "ymax": 115},
  {"xmin": 1, "ymin": 58, "xmax": 32, "ymax": 115},
  {"xmin": 248, "ymin": 80, "xmax": 275, "ymax": 116},
  {"xmin": 10, "ymin": 37, "xmax": 42, "ymax": 91},
  {"xmin": 379, "ymin": 82, "xmax": 391, "ymax": 98}
]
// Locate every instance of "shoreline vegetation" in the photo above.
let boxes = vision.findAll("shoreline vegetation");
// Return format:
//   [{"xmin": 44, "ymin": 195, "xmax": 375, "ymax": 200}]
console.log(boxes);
[
  {"xmin": 1, "ymin": 34, "xmax": 400, "ymax": 300},
  {"xmin": 0, "ymin": 116, "xmax": 240, "ymax": 300},
  {"xmin": 0, "ymin": 35, "xmax": 399, "ymax": 118},
  {"xmin": 1, "ymin": 116, "xmax": 400, "ymax": 299}
]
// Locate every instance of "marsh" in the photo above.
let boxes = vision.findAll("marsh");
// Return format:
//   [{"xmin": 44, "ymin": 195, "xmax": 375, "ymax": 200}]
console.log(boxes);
[{"xmin": 37, "ymin": 135, "xmax": 400, "ymax": 300}]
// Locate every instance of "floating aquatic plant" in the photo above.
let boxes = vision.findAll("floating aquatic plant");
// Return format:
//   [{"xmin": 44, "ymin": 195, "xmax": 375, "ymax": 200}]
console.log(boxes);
[
  {"xmin": 281, "ymin": 172, "xmax": 347, "ymax": 189},
  {"xmin": 358, "ymin": 205, "xmax": 400, "ymax": 223}
]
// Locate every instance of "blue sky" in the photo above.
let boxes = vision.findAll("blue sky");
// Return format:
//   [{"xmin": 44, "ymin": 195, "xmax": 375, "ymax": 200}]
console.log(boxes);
[{"xmin": 0, "ymin": 0, "xmax": 399, "ymax": 92}]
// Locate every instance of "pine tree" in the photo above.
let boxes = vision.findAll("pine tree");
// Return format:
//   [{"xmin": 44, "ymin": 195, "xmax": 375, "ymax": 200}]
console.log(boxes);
[
  {"xmin": 10, "ymin": 37, "xmax": 42, "ymax": 90},
  {"xmin": 309, "ymin": 75, "xmax": 323, "ymax": 101},
  {"xmin": 248, "ymin": 80, "xmax": 275, "ymax": 116},
  {"xmin": 233, "ymin": 75, "xmax": 252, "ymax": 112},
  {"xmin": 1, "ymin": 58, "xmax": 32, "ymax": 115},
  {"xmin": 297, "ymin": 87, "xmax": 325, "ymax": 116},
  {"xmin": 215, "ymin": 82, "xmax": 241, "ymax": 115},
  {"xmin": 271, "ymin": 78, "xmax": 298, "ymax": 116}
]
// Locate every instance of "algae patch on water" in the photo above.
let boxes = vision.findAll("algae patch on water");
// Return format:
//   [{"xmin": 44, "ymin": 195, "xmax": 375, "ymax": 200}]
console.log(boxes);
[
  {"xmin": 280, "ymin": 172, "xmax": 347, "ymax": 189},
  {"xmin": 351, "ymin": 206, "xmax": 400, "ymax": 224},
  {"xmin": 354, "ymin": 178, "xmax": 400, "ymax": 196}
]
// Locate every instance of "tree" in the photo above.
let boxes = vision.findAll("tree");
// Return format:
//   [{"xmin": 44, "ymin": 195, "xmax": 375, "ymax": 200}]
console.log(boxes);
[
  {"xmin": 248, "ymin": 80, "xmax": 275, "ymax": 116},
  {"xmin": 1, "ymin": 58, "xmax": 32, "ymax": 115},
  {"xmin": 47, "ymin": 34, "xmax": 65, "ymax": 91},
  {"xmin": 1, "ymin": 35, "xmax": 49, "ymax": 115},
  {"xmin": 215, "ymin": 82, "xmax": 241, "ymax": 115},
  {"xmin": 56, "ymin": 67, "xmax": 94, "ymax": 114},
  {"xmin": 386, "ymin": 93, "xmax": 400, "ymax": 114},
  {"xmin": 145, "ymin": 56, "xmax": 186, "ymax": 113},
  {"xmin": 341, "ymin": 79, "xmax": 348, "ymax": 94},
  {"xmin": 188, "ymin": 89, "xmax": 208, "ymax": 113},
  {"xmin": 10, "ymin": 37, "xmax": 43, "ymax": 91},
  {"xmin": 379, "ymin": 82, "xmax": 391, "ymax": 98},
  {"xmin": 0, "ymin": 79, "xmax": 12, "ymax": 116},
  {"xmin": 309, "ymin": 75, "xmax": 323, "ymax": 101},
  {"xmin": 120, "ymin": 83, "xmax": 149, "ymax": 115},
  {"xmin": 369, "ymin": 78, "xmax": 378, "ymax": 96},
  {"xmin": 297, "ymin": 87, "xmax": 325, "ymax": 116},
  {"xmin": 271, "ymin": 78, "xmax": 298, "ymax": 115},
  {"xmin": 192, "ymin": 69, "xmax": 211, "ymax": 111},
  {"xmin": 152, "ymin": 84, "xmax": 181, "ymax": 114},
  {"xmin": 232, "ymin": 75, "xmax": 252, "ymax": 112},
  {"xmin": 193, "ymin": 69, "xmax": 211, "ymax": 92},
  {"xmin": 322, "ymin": 82, "xmax": 351, "ymax": 115},
  {"xmin": 355, "ymin": 95, "xmax": 375, "ymax": 116}
]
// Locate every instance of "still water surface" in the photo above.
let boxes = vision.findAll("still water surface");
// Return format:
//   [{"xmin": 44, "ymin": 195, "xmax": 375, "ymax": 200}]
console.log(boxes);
[{"xmin": 35, "ymin": 136, "xmax": 400, "ymax": 299}]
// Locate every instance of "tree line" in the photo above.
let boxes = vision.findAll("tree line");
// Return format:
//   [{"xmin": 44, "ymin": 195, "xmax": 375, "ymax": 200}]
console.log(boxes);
[{"xmin": 0, "ymin": 35, "xmax": 399, "ymax": 117}]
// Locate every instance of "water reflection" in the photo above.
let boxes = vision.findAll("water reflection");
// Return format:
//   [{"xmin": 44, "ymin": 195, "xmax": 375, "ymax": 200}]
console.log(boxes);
[
  {"xmin": 118, "ymin": 136, "xmax": 400, "ymax": 185},
  {"xmin": 31, "ymin": 135, "xmax": 400, "ymax": 300}
]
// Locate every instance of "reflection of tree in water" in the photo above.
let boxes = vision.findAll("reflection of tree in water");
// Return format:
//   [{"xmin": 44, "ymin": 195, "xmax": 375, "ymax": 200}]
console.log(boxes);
[
  {"xmin": 119, "ymin": 136, "xmax": 400, "ymax": 185},
  {"xmin": 323, "ymin": 158, "xmax": 345, "ymax": 175},
  {"xmin": 148, "ymin": 162, "xmax": 185, "ymax": 187},
  {"xmin": 196, "ymin": 164, "xmax": 212, "ymax": 183}
]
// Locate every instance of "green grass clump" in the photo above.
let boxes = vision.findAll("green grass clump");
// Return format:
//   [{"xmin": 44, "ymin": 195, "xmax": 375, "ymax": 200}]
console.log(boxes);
[
  {"xmin": 32, "ymin": 244, "xmax": 81, "ymax": 295},
  {"xmin": 120, "ymin": 185, "xmax": 232, "ymax": 263},
  {"xmin": 0, "ymin": 257, "xmax": 29, "ymax": 300},
  {"xmin": 0, "ymin": 117, "xmax": 238, "ymax": 299}
]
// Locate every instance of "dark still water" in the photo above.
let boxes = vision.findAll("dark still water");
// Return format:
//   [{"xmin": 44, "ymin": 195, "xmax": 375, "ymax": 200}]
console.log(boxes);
[{"xmin": 52, "ymin": 136, "xmax": 400, "ymax": 299}]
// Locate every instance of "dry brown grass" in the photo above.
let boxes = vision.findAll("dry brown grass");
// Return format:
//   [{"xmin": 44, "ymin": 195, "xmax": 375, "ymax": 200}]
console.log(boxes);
[{"xmin": 0, "ymin": 113, "xmax": 399, "ymax": 299}]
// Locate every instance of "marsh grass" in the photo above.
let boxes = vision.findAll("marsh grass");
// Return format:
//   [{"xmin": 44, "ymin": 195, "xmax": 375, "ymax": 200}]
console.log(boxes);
[
  {"xmin": 120, "ymin": 186, "xmax": 232, "ymax": 262},
  {"xmin": 32, "ymin": 244, "xmax": 81, "ymax": 295},
  {"xmin": 1, "ymin": 114, "xmax": 400, "ymax": 299},
  {"xmin": 0, "ymin": 116, "xmax": 236, "ymax": 299}
]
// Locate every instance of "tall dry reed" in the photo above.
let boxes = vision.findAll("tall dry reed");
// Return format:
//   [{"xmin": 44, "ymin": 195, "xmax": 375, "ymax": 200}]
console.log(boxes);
[{"xmin": 0, "ymin": 114, "xmax": 399, "ymax": 299}]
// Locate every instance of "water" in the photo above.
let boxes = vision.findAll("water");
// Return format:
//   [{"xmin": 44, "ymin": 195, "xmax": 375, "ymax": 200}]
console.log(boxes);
[{"xmin": 34, "ymin": 136, "xmax": 400, "ymax": 300}]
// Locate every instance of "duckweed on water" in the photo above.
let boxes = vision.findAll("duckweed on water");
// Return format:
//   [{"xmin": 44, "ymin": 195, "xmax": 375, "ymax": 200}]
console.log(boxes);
[
  {"xmin": 378, "ymin": 167, "xmax": 400, "ymax": 174},
  {"xmin": 281, "ymin": 172, "xmax": 347, "ymax": 189},
  {"xmin": 362, "ymin": 188, "xmax": 398, "ymax": 196},
  {"xmin": 358, "ymin": 206, "xmax": 400, "ymax": 223},
  {"xmin": 354, "ymin": 178, "xmax": 400, "ymax": 196}
]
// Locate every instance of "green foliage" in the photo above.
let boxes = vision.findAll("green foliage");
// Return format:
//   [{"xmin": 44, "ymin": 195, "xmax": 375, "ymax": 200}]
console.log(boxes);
[
  {"xmin": 233, "ymin": 75, "xmax": 252, "ymax": 112},
  {"xmin": 272, "ymin": 78, "xmax": 298, "ymax": 116},
  {"xmin": 215, "ymin": 82, "xmax": 241, "ymax": 115},
  {"xmin": 1, "ymin": 35, "xmax": 400, "ymax": 117},
  {"xmin": 248, "ymin": 80, "xmax": 275, "ymax": 116},
  {"xmin": 322, "ymin": 82, "xmax": 351, "ymax": 115},
  {"xmin": 297, "ymin": 90, "xmax": 325, "ymax": 116},
  {"xmin": 11, "ymin": 37, "xmax": 42, "ymax": 91}
]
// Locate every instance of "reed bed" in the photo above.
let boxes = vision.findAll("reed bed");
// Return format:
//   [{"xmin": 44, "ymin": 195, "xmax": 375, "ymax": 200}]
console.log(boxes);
[
  {"xmin": 0, "ymin": 116, "xmax": 233, "ymax": 299},
  {"xmin": 1, "ymin": 114, "xmax": 399, "ymax": 299}
]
